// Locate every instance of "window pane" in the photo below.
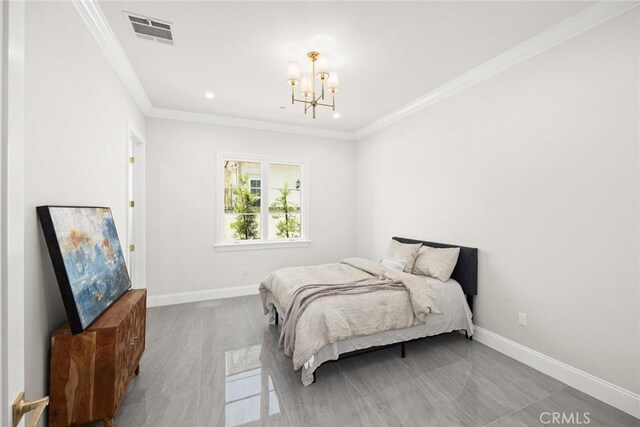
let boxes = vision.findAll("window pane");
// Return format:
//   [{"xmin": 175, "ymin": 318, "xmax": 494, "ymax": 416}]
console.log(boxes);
[
  {"xmin": 224, "ymin": 213, "xmax": 261, "ymax": 241},
  {"xmin": 268, "ymin": 164, "xmax": 302, "ymax": 239},
  {"xmin": 223, "ymin": 160, "xmax": 262, "ymax": 241},
  {"xmin": 249, "ymin": 179, "xmax": 261, "ymax": 207},
  {"xmin": 268, "ymin": 213, "xmax": 301, "ymax": 239}
]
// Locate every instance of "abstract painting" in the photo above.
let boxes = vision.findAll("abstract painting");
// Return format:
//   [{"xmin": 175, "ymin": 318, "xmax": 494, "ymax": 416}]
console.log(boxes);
[{"xmin": 37, "ymin": 206, "xmax": 131, "ymax": 333}]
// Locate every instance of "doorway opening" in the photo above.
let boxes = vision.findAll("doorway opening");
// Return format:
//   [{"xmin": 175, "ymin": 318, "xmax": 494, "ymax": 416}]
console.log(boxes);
[{"xmin": 126, "ymin": 125, "xmax": 146, "ymax": 289}]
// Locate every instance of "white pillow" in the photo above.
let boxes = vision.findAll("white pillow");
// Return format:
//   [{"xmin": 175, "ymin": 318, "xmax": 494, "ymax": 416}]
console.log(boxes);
[
  {"xmin": 380, "ymin": 258, "xmax": 407, "ymax": 272},
  {"xmin": 381, "ymin": 239, "xmax": 421, "ymax": 273},
  {"xmin": 412, "ymin": 245, "xmax": 460, "ymax": 282}
]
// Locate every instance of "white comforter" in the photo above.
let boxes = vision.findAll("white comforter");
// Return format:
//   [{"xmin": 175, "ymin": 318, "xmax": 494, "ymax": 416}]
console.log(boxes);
[{"xmin": 259, "ymin": 257, "xmax": 440, "ymax": 370}]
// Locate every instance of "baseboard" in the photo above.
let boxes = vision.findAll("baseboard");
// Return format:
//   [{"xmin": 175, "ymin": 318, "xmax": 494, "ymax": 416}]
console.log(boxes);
[
  {"xmin": 473, "ymin": 326, "xmax": 640, "ymax": 419},
  {"xmin": 147, "ymin": 284, "xmax": 259, "ymax": 308}
]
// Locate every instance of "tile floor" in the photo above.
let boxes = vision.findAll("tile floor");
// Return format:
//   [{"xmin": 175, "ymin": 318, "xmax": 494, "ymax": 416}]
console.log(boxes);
[{"xmin": 112, "ymin": 295, "xmax": 639, "ymax": 427}]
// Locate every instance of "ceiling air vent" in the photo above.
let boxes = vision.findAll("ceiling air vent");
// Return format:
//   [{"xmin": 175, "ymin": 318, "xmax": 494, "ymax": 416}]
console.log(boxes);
[{"xmin": 125, "ymin": 13, "xmax": 174, "ymax": 45}]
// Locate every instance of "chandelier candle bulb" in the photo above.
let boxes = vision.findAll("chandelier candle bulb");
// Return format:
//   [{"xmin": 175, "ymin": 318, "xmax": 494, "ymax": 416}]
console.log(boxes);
[
  {"xmin": 316, "ymin": 55, "xmax": 329, "ymax": 79},
  {"xmin": 300, "ymin": 75, "xmax": 311, "ymax": 96},
  {"xmin": 328, "ymin": 72, "xmax": 339, "ymax": 92},
  {"xmin": 286, "ymin": 62, "xmax": 300, "ymax": 84}
]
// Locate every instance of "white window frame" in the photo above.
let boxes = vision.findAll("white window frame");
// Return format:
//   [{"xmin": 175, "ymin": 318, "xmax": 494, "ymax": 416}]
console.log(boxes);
[{"xmin": 214, "ymin": 152, "xmax": 310, "ymax": 251}]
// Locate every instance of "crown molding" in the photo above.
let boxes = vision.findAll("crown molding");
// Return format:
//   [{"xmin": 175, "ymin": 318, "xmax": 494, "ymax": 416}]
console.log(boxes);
[
  {"xmin": 353, "ymin": 1, "xmax": 640, "ymax": 140},
  {"xmin": 73, "ymin": 0, "xmax": 638, "ymax": 142},
  {"xmin": 72, "ymin": 0, "xmax": 153, "ymax": 114},
  {"xmin": 148, "ymin": 107, "xmax": 355, "ymax": 140}
]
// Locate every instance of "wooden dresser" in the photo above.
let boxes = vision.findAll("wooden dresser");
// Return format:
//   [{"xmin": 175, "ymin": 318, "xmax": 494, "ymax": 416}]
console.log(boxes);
[{"xmin": 49, "ymin": 289, "xmax": 147, "ymax": 427}]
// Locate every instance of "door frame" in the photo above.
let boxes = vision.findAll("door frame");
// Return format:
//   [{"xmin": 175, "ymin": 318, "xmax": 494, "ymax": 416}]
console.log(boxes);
[
  {"xmin": 1, "ymin": 0, "xmax": 26, "ymax": 425},
  {"xmin": 126, "ymin": 123, "xmax": 146, "ymax": 289}
]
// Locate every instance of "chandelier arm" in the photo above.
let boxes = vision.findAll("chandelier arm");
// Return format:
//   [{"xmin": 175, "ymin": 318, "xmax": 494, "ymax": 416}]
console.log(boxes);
[{"xmin": 293, "ymin": 99, "xmax": 333, "ymax": 108}]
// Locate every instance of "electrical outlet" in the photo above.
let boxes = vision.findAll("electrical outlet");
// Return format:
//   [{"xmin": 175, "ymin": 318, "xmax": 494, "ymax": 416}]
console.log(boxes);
[{"xmin": 518, "ymin": 312, "xmax": 527, "ymax": 327}]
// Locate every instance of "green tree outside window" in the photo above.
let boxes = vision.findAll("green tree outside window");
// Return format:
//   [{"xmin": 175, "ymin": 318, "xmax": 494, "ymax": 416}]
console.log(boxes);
[
  {"xmin": 270, "ymin": 181, "xmax": 301, "ymax": 238},
  {"xmin": 229, "ymin": 174, "xmax": 260, "ymax": 239}
]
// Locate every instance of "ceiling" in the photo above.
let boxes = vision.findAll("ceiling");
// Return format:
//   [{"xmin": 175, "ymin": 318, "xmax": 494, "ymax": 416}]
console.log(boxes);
[{"xmin": 100, "ymin": 1, "xmax": 591, "ymax": 132}]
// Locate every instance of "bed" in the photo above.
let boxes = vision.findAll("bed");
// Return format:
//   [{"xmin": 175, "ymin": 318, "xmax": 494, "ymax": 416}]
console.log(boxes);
[{"xmin": 259, "ymin": 236, "xmax": 478, "ymax": 386}]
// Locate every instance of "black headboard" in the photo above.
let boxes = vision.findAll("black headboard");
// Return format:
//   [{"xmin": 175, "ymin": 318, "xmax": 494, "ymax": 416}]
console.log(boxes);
[{"xmin": 393, "ymin": 237, "xmax": 478, "ymax": 301}]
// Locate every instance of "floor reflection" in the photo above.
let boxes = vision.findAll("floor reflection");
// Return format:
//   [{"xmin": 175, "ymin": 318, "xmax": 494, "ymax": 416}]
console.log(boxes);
[
  {"xmin": 115, "ymin": 297, "xmax": 635, "ymax": 427},
  {"xmin": 224, "ymin": 344, "xmax": 280, "ymax": 427}
]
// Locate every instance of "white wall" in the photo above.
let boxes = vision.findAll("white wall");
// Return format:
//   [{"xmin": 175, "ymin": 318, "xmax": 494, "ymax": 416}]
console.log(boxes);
[
  {"xmin": 24, "ymin": 0, "xmax": 145, "ymax": 412},
  {"xmin": 355, "ymin": 9, "xmax": 639, "ymax": 394},
  {"xmin": 146, "ymin": 118, "xmax": 355, "ymax": 297}
]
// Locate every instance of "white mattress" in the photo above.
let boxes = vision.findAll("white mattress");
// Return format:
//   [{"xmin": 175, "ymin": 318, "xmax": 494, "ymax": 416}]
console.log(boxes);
[{"xmin": 264, "ymin": 277, "xmax": 474, "ymax": 386}]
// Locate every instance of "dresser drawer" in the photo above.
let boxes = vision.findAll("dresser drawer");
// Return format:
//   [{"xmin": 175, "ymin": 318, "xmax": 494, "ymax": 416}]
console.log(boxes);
[{"xmin": 114, "ymin": 292, "xmax": 146, "ymax": 407}]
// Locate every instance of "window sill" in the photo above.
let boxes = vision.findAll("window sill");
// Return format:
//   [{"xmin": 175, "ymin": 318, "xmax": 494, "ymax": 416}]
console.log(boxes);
[{"xmin": 213, "ymin": 239, "xmax": 311, "ymax": 252}]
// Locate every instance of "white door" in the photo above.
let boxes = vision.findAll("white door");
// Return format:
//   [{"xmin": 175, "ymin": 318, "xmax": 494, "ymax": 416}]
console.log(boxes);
[{"xmin": 1, "ymin": 1, "xmax": 27, "ymax": 425}]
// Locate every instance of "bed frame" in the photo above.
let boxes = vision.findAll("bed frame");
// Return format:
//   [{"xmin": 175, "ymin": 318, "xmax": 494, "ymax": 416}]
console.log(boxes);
[{"xmin": 273, "ymin": 237, "xmax": 478, "ymax": 383}]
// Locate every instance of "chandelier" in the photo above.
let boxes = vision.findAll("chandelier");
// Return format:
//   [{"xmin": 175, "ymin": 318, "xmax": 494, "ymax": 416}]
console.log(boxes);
[{"xmin": 286, "ymin": 51, "xmax": 339, "ymax": 119}]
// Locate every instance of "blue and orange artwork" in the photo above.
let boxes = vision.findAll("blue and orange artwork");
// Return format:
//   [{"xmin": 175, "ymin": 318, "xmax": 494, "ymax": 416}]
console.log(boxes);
[{"xmin": 49, "ymin": 207, "xmax": 131, "ymax": 329}]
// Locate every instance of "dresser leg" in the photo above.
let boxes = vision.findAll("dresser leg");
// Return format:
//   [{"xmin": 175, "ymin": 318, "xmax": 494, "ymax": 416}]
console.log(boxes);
[
  {"xmin": 135, "ymin": 364, "xmax": 140, "ymax": 375},
  {"xmin": 103, "ymin": 418, "xmax": 113, "ymax": 427}
]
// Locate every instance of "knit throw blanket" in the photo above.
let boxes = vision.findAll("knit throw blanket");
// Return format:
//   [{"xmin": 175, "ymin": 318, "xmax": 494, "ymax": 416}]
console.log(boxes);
[{"xmin": 278, "ymin": 276, "xmax": 405, "ymax": 356}]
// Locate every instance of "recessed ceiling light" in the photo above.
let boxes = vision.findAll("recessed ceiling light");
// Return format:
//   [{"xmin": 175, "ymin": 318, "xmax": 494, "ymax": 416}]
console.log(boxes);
[
  {"xmin": 204, "ymin": 91, "xmax": 215, "ymax": 100},
  {"xmin": 280, "ymin": 106, "xmax": 286, "ymax": 110},
  {"xmin": 332, "ymin": 112, "xmax": 340, "ymax": 119}
]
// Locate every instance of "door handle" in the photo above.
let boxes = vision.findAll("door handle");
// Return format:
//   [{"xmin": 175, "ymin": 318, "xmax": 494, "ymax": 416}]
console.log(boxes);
[{"xmin": 12, "ymin": 391, "xmax": 49, "ymax": 427}]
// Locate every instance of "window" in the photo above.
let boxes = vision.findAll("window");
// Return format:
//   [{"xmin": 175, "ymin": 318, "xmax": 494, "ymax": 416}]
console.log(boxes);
[
  {"xmin": 216, "ymin": 152, "xmax": 308, "ymax": 250},
  {"xmin": 249, "ymin": 179, "xmax": 261, "ymax": 208}
]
